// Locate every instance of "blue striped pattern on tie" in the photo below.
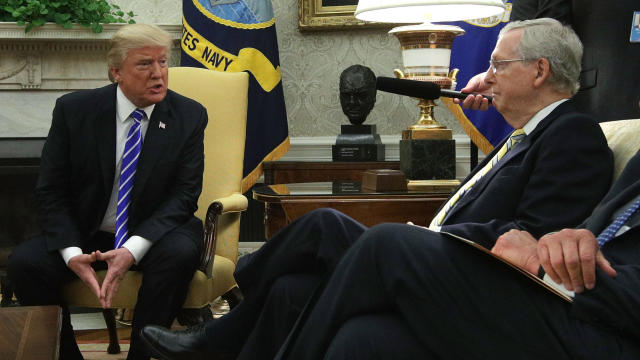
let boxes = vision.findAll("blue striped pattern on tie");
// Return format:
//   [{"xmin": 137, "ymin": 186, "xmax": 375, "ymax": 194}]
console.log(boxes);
[
  {"xmin": 596, "ymin": 196, "xmax": 640, "ymax": 247},
  {"xmin": 115, "ymin": 109, "xmax": 145, "ymax": 249}
]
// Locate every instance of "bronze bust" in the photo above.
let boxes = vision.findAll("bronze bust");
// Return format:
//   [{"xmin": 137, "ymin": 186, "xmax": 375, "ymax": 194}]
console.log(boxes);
[{"xmin": 339, "ymin": 65, "xmax": 377, "ymax": 125}]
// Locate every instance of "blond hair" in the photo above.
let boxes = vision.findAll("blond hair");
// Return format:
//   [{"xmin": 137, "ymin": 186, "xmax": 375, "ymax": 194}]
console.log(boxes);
[{"xmin": 107, "ymin": 24, "xmax": 172, "ymax": 81}]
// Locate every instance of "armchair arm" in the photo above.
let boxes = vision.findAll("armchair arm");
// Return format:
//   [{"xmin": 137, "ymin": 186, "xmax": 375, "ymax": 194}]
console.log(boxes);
[
  {"xmin": 215, "ymin": 193, "xmax": 249, "ymax": 213},
  {"xmin": 201, "ymin": 193, "xmax": 248, "ymax": 277}
]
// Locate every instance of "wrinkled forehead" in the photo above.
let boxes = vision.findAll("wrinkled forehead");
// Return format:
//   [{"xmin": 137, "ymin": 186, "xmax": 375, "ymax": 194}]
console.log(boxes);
[{"xmin": 125, "ymin": 45, "xmax": 168, "ymax": 60}]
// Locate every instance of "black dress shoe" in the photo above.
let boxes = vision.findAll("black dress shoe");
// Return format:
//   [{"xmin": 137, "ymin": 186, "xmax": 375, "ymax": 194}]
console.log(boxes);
[{"xmin": 140, "ymin": 324, "xmax": 209, "ymax": 360}]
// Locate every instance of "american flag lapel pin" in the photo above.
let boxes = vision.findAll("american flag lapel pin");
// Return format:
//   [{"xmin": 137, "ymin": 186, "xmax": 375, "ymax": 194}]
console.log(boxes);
[{"xmin": 159, "ymin": 121, "xmax": 166, "ymax": 129}]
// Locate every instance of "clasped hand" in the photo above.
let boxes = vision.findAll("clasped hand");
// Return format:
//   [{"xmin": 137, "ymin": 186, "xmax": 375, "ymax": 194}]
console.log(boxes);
[
  {"xmin": 491, "ymin": 229, "xmax": 617, "ymax": 293},
  {"xmin": 67, "ymin": 248, "xmax": 135, "ymax": 308}
]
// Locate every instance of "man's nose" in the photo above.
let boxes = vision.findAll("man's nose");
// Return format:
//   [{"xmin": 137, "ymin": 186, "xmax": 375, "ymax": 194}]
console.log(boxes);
[
  {"xmin": 484, "ymin": 67, "xmax": 496, "ymax": 84},
  {"xmin": 150, "ymin": 62, "xmax": 162, "ymax": 77}
]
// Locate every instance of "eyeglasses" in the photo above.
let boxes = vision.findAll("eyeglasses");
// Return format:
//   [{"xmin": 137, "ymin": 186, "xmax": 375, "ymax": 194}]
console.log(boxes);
[{"xmin": 489, "ymin": 58, "xmax": 527, "ymax": 74}]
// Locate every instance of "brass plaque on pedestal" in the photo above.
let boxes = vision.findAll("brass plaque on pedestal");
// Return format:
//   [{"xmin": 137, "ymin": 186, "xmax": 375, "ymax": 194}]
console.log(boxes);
[
  {"xmin": 407, "ymin": 179, "xmax": 460, "ymax": 193},
  {"xmin": 402, "ymin": 128, "xmax": 453, "ymax": 140}
]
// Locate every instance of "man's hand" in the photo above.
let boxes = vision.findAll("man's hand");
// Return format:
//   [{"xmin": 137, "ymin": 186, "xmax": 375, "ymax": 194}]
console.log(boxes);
[
  {"xmin": 454, "ymin": 71, "xmax": 492, "ymax": 111},
  {"xmin": 95, "ymin": 248, "xmax": 135, "ymax": 308},
  {"xmin": 492, "ymin": 229, "xmax": 539, "ymax": 274},
  {"xmin": 538, "ymin": 229, "xmax": 617, "ymax": 293},
  {"xmin": 68, "ymin": 253, "xmax": 101, "ymax": 300}
]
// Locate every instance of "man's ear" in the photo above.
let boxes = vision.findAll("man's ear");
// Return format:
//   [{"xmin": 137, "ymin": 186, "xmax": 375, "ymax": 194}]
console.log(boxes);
[
  {"xmin": 533, "ymin": 58, "xmax": 551, "ymax": 87},
  {"xmin": 110, "ymin": 68, "xmax": 121, "ymax": 83}
]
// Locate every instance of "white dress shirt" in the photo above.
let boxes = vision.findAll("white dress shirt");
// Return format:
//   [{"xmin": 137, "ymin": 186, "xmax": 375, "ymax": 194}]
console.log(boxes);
[
  {"xmin": 60, "ymin": 86, "xmax": 155, "ymax": 265},
  {"xmin": 521, "ymin": 98, "xmax": 569, "ymax": 135}
]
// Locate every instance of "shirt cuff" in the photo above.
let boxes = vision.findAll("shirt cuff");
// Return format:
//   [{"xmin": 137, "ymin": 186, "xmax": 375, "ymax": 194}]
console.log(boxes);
[
  {"xmin": 59, "ymin": 247, "xmax": 83, "ymax": 266},
  {"xmin": 122, "ymin": 235, "xmax": 152, "ymax": 264}
]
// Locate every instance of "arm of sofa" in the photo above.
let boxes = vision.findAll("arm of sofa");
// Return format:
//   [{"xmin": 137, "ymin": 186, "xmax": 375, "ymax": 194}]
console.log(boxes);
[{"xmin": 600, "ymin": 119, "xmax": 640, "ymax": 182}]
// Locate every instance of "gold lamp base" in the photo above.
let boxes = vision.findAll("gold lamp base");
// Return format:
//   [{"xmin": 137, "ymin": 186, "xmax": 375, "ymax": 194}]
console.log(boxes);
[
  {"xmin": 394, "ymin": 70, "xmax": 454, "ymax": 140},
  {"xmin": 403, "ymin": 97, "xmax": 452, "ymax": 139}
]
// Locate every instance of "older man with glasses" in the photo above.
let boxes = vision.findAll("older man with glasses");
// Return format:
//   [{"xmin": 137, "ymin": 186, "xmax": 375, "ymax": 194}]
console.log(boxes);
[{"xmin": 273, "ymin": 18, "xmax": 640, "ymax": 360}]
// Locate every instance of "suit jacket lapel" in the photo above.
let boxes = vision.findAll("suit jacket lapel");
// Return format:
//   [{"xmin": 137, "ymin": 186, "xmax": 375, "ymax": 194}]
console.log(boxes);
[
  {"xmin": 95, "ymin": 85, "xmax": 118, "ymax": 195},
  {"xmin": 446, "ymin": 101, "xmax": 568, "ymax": 214},
  {"xmin": 130, "ymin": 97, "xmax": 172, "ymax": 207},
  {"xmin": 450, "ymin": 127, "xmax": 535, "ymax": 212}
]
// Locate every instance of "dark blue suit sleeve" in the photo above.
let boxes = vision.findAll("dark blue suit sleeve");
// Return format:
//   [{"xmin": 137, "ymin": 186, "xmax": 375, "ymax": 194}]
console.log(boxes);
[{"xmin": 35, "ymin": 97, "xmax": 84, "ymax": 249}]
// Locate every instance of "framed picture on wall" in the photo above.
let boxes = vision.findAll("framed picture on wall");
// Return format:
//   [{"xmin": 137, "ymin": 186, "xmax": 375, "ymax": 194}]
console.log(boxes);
[{"xmin": 298, "ymin": 0, "xmax": 391, "ymax": 31}]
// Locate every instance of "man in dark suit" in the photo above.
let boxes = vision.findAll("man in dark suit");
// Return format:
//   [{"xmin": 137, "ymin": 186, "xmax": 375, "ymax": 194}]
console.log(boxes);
[
  {"xmin": 475, "ymin": 0, "xmax": 640, "ymax": 121},
  {"xmin": 140, "ymin": 18, "xmax": 614, "ymax": 360},
  {"xmin": 277, "ymin": 152, "xmax": 640, "ymax": 360},
  {"xmin": 7, "ymin": 24, "xmax": 207, "ymax": 360}
]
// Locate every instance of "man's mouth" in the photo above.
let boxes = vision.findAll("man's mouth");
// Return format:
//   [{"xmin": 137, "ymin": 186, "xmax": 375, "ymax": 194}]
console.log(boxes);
[{"xmin": 149, "ymin": 84, "xmax": 164, "ymax": 93}]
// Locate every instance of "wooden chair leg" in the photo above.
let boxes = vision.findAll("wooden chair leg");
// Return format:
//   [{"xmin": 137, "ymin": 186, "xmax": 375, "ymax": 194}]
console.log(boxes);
[{"xmin": 102, "ymin": 309, "xmax": 121, "ymax": 354}]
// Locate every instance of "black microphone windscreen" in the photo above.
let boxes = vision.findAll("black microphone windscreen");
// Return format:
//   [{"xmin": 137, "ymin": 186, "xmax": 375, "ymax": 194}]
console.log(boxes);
[{"xmin": 376, "ymin": 77, "xmax": 440, "ymax": 100}]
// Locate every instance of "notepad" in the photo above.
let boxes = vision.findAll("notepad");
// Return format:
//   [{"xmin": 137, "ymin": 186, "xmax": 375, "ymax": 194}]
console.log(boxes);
[{"xmin": 441, "ymin": 232, "xmax": 574, "ymax": 303}]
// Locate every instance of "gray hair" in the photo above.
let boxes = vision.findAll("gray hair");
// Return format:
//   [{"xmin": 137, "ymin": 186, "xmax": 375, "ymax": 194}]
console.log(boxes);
[
  {"xmin": 107, "ymin": 24, "xmax": 172, "ymax": 81},
  {"xmin": 500, "ymin": 18, "xmax": 583, "ymax": 95}
]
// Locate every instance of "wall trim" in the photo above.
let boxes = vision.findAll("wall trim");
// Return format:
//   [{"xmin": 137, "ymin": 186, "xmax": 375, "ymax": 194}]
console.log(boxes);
[{"xmin": 0, "ymin": 22, "xmax": 182, "ymax": 41}]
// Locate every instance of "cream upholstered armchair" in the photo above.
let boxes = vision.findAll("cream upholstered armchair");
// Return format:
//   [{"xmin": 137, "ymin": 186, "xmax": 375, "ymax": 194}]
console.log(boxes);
[
  {"xmin": 61, "ymin": 67, "xmax": 249, "ymax": 354},
  {"xmin": 600, "ymin": 118, "xmax": 640, "ymax": 182}
]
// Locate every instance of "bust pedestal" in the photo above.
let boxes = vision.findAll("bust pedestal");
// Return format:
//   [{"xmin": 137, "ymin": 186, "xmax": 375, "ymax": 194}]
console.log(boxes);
[{"xmin": 332, "ymin": 124, "xmax": 385, "ymax": 161}]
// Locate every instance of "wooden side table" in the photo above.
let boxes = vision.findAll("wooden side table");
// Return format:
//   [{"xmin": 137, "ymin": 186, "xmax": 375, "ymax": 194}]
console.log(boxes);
[
  {"xmin": 262, "ymin": 161, "xmax": 400, "ymax": 184},
  {"xmin": 253, "ymin": 182, "xmax": 450, "ymax": 239},
  {"xmin": 0, "ymin": 305, "xmax": 62, "ymax": 360}
]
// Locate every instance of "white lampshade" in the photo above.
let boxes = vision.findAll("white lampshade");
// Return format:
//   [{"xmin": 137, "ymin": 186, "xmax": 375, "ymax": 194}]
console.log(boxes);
[{"xmin": 355, "ymin": 0, "xmax": 506, "ymax": 23}]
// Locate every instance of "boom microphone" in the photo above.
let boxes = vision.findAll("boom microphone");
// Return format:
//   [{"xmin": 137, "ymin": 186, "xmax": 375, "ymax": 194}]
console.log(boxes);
[{"xmin": 376, "ymin": 76, "xmax": 492, "ymax": 104}]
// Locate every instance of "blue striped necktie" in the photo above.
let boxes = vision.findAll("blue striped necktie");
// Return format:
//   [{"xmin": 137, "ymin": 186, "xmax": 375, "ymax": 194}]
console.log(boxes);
[
  {"xmin": 115, "ymin": 109, "xmax": 145, "ymax": 249},
  {"xmin": 596, "ymin": 196, "xmax": 640, "ymax": 247}
]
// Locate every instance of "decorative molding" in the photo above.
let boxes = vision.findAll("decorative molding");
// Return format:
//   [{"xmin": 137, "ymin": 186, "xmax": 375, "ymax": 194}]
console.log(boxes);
[
  {"xmin": 279, "ymin": 135, "xmax": 484, "ymax": 180},
  {"xmin": 0, "ymin": 22, "xmax": 181, "ymax": 40}
]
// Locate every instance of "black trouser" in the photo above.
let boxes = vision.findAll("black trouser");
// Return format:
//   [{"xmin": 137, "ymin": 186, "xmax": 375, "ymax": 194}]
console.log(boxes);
[
  {"xmin": 278, "ymin": 223, "xmax": 630, "ymax": 360},
  {"xmin": 198, "ymin": 208, "xmax": 367, "ymax": 359},
  {"xmin": 8, "ymin": 218, "xmax": 201, "ymax": 360}
]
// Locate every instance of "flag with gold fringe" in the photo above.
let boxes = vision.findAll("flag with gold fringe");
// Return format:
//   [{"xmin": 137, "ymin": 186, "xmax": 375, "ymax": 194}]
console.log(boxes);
[
  {"xmin": 443, "ymin": 1, "xmax": 514, "ymax": 155},
  {"xmin": 181, "ymin": 0, "xmax": 289, "ymax": 192}
]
